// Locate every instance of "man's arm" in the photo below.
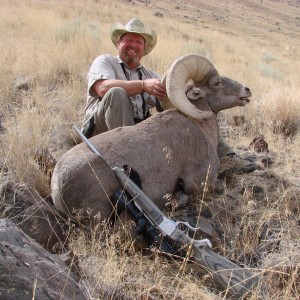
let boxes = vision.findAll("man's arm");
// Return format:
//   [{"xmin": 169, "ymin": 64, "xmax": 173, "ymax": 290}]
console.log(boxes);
[
  {"xmin": 94, "ymin": 79, "xmax": 144, "ymax": 98},
  {"xmin": 94, "ymin": 78, "xmax": 166, "ymax": 100}
]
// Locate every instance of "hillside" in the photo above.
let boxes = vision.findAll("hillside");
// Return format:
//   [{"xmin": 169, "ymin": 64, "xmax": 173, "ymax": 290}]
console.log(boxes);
[
  {"xmin": 125, "ymin": 0, "xmax": 300, "ymax": 43},
  {"xmin": 0, "ymin": 0, "xmax": 300, "ymax": 299}
]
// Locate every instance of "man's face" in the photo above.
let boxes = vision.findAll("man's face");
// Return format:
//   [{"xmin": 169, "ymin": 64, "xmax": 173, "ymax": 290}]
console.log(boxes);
[{"xmin": 117, "ymin": 32, "xmax": 145, "ymax": 68}]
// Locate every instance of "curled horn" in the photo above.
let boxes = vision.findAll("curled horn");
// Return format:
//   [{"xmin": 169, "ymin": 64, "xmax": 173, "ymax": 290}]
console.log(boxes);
[{"xmin": 165, "ymin": 54, "xmax": 217, "ymax": 120}]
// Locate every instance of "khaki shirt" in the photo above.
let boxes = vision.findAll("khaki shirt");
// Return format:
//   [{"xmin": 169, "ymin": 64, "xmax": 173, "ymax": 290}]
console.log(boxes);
[{"xmin": 83, "ymin": 54, "xmax": 160, "ymax": 126}]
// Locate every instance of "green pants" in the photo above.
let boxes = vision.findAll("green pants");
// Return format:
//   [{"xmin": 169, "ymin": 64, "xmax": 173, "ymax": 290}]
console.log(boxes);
[{"xmin": 92, "ymin": 87, "xmax": 135, "ymax": 136}]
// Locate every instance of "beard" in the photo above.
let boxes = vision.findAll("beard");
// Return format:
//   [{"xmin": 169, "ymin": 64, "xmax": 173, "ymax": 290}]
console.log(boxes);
[{"xmin": 123, "ymin": 53, "xmax": 140, "ymax": 66}]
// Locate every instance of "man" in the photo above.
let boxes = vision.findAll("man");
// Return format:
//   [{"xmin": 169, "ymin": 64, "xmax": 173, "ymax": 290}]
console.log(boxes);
[
  {"xmin": 82, "ymin": 18, "xmax": 257, "ymax": 173},
  {"xmin": 82, "ymin": 18, "xmax": 166, "ymax": 138}
]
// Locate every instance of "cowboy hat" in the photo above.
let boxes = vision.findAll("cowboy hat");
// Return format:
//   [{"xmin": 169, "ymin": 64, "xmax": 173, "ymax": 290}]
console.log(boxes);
[{"xmin": 110, "ymin": 19, "xmax": 157, "ymax": 56}]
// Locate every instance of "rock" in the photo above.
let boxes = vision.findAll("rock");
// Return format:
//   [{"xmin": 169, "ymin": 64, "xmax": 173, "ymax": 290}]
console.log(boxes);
[
  {"xmin": 232, "ymin": 115, "xmax": 246, "ymax": 126},
  {"xmin": 0, "ymin": 181, "xmax": 69, "ymax": 252},
  {"xmin": 249, "ymin": 135, "xmax": 269, "ymax": 153},
  {"xmin": 0, "ymin": 219, "xmax": 87, "ymax": 300}
]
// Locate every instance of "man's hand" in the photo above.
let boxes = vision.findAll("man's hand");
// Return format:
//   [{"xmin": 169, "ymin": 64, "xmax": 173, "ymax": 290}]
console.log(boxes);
[{"xmin": 143, "ymin": 79, "xmax": 167, "ymax": 100}]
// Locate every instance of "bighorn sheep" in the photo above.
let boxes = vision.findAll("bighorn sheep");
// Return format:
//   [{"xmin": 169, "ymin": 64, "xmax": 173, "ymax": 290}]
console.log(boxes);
[{"xmin": 51, "ymin": 54, "xmax": 251, "ymax": 219}]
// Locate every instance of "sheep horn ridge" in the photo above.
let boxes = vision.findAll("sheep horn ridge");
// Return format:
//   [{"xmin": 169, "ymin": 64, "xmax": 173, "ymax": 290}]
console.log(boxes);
[{"xmin": 166, "ymin": 53, "xmax": 216, "ymax": 120}]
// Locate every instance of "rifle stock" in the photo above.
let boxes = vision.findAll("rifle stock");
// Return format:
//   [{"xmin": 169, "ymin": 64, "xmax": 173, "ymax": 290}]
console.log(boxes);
[{"xmin": 193, "ymin": 245, "xmax": 258, "ymax": 298}]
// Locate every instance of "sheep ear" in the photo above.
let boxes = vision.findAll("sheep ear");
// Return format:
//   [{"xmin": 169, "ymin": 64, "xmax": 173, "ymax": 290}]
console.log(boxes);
[{"xmin": 187, "ymin": 88, "xmax": 206, "ymax": 100}]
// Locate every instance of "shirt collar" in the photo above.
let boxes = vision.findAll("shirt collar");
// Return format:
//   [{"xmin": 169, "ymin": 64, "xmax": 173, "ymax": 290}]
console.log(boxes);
[{"xmin": 116, "ymin": 55, "xmax": 142, "ymax": 71}]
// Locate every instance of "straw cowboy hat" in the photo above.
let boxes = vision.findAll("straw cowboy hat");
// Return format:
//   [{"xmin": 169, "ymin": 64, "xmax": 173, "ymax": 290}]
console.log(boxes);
[{"xmin": 110, "ymin": 19, "xmax": 157, "ymax": 55}]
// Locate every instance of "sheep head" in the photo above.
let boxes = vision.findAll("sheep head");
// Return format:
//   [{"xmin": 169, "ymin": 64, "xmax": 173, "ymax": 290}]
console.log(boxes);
[
  {"xmin": 160, "ymin": 54, "xmax": 251, "ymax": 118},
  {"xmin": 186, "ymin": 74, "xmax": 251, "ymax": 113}
]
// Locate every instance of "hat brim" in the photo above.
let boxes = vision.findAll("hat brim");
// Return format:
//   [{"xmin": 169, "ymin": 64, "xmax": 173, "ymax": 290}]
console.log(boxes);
[{"xmin": 110, "ymin": 24, "xmax": 157, "ymax": 56}]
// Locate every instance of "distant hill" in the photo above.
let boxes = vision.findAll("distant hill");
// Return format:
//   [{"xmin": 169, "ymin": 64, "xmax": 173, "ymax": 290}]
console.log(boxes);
[{"xmin": 130, "ymin": 0, "xmax": 300, "ymax": 43}]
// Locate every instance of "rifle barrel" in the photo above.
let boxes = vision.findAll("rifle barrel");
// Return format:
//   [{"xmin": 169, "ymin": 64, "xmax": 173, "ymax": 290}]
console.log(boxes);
[{"xmin": 73, "ymin": 126, "xmax": 102, "ymax": 157}]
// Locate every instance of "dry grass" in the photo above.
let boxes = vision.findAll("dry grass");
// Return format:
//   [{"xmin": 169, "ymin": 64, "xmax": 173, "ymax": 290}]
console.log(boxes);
[
  {"xmin": 0, "ymin": 0, "xmax": 300, "ymax": 299},
  {"xmin": 70, "ymin": 222, "xmax": 214, "ymax": 300}
]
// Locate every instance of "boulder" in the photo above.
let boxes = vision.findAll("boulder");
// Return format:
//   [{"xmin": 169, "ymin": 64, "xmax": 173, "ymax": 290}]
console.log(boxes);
[
  {"xmin": 0, "ymin": 219, "xmax": 87, "ymax": 300},
  {"xmin": 0, "ymin": 181, "xmax": 69, "ymax": 252}
]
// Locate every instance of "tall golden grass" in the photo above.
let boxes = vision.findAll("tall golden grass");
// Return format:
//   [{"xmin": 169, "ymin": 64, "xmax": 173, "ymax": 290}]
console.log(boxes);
[{"xmin": 0, "ymin": 0, "xmax": 300, "ymax": 299}]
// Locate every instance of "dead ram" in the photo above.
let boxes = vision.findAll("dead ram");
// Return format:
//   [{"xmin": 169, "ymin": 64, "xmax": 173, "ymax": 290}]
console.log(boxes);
[{"xmin": 51, "ymin": 54, "xmax": 251, "ymax": 219}]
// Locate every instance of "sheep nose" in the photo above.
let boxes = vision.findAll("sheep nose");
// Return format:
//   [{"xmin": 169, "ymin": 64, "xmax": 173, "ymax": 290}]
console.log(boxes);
[{"xmin": 245, "ymin": 87, "xmax": 250, "ymax": 92}]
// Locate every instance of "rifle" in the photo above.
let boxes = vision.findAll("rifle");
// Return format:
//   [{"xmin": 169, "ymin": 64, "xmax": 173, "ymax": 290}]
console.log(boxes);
[
  {"xmin": 111, "ymin": 189, "xmax": 183, "ymax": 255},
  {"xmin": 74, "ymin": 126, "xmax": 259, "ymax": 299}
]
